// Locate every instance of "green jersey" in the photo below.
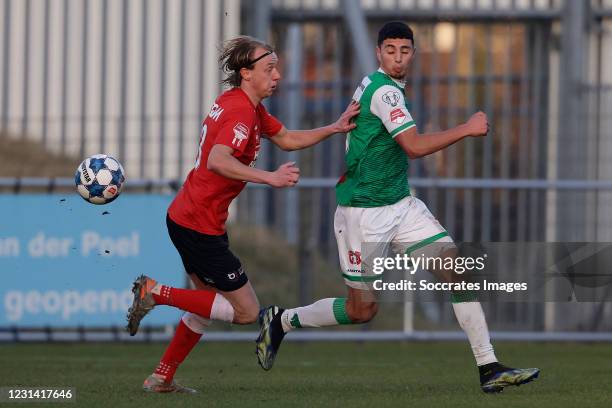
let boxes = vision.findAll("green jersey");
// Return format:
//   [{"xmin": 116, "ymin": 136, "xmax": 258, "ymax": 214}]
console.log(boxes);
[{"xmin": 336, "ymin": 69, "xmax": 416, "ymax": 207}]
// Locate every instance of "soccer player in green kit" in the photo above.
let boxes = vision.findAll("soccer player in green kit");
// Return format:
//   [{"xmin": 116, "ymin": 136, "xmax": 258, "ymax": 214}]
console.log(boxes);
[{"xmin": 256, "ymin": 21, "xmax": 539, "ymax": 393}]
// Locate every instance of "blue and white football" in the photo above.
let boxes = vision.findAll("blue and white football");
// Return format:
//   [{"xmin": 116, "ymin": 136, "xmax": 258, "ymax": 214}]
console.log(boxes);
[{"xmin": 75, "ymin": 154, "xmax": 126, "ymax": 205}]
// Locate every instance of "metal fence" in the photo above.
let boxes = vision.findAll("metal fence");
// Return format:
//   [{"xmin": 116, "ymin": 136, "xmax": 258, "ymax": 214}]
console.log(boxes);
[
  {"xmin": 2, "ymin": 178, "xmax": 612, "ymax": 341},
  {"xmin": 239, "ymin": 0, "xmax": 612, "ymax": 335},
  {"xmin": 0, "ymin": 0, "xmax": 240, "ymax": 178}
]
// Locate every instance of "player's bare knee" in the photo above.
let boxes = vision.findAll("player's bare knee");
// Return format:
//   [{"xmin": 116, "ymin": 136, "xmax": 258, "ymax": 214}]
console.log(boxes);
[
  {"xmin": 363, "ymin": 302, "xmax": 379, "ymax": 322},
  {"xmin": 233, "ymin": 308, "xmax": 258, "ymax": 325},
  {"xmin": 347, "ymin": 302, "xmax": 378, "ymax": 323},
  {"xmin": 244, "ymin": 308, "xmax": 259, "ymax": 324},
  {"xmin": 430, "ymin": 248, "xmax": 464, "ymax": 284}
]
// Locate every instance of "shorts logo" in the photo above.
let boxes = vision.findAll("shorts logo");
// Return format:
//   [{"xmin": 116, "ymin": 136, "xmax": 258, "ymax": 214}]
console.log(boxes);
[
  {"xmin": 348, "ymin": 250, "xmax": 361, "ymax": 265},
  {"xmin": 390, "ymin": 108, "xmax": 406, "ymax": 124},
  {"xmin": 232, "ymin": 123, "xmax": 249, "ymax": 147},
  {"xmin": 227, "ymin": 267, "xmax": 245, "ymax": 282},
  {"xmin": 382, "ymin": 90, "xmax": 400, "ymax": 107}
]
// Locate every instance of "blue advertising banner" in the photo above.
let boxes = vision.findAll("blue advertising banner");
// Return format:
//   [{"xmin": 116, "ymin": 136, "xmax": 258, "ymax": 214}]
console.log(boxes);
[{"xmin": 0, "ymin": 194, "xmax": 184, "ymax": 327}]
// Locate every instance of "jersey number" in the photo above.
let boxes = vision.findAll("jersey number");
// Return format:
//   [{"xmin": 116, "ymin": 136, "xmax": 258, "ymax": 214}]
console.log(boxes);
[{"xmin": 194, "ymin": 124, "xmax": 208, "ymax": 169}]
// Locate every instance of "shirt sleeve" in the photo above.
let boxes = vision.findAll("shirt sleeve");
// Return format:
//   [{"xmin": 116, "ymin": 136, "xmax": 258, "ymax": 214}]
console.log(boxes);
[
  {"xmin": 215, "ymin": 108, "xmax": 254, "ymax": 154},
  {"xmin": 258, "ymin": 104, "xmax": 283, "ymax": 137},
  {"xmin": 369, "ymin": 85, "xmax": 416, "ymax": 138}
]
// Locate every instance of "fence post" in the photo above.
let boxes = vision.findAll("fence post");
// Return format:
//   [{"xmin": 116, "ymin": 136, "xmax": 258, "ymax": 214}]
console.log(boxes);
[
  {"xmin": 341, "ymin": 0, "xmax": 376, "ymax": 76},
  {"xmin": 556, "ymin": 0, "xmax": 589, "ymax": 241}
]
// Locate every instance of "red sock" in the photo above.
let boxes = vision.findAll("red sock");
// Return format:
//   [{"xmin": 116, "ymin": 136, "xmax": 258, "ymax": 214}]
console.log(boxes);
[
  {"xmin": 154, "ymin": 319, "xmax": 202, "ymax": 382},
  {"xmin": 152, "ymin": 285, "xmax": 216, "ymax": 318}
]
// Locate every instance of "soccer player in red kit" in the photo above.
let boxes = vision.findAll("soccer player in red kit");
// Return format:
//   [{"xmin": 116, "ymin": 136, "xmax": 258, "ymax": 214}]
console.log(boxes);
[{"xmin": 125, "ymin": 36, "xmax": 359, "ymax": 393}]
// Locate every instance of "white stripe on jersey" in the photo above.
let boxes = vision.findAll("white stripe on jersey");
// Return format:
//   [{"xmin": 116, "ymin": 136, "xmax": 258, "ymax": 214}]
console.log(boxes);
[{"xmin": 352, "ymin": 76, "xmax": 372, "ymax": 103}]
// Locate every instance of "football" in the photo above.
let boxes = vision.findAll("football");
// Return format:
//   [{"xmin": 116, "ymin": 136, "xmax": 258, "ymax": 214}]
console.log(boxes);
[{"xmin": 75, "ymin": 154, "xmax": 126, "ymax": 205}]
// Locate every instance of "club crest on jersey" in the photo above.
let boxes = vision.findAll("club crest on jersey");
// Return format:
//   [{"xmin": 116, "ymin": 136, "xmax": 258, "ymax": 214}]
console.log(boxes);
[
  {"xmin": 390, "ymin": 108, "xmax": 406, "ymax": 124},
  {"xmin": 382, "ymin": 90, "xmax": 400, "ymax": 107},
  {"xmin": 209, "ymin": 103, "xmax": 224, "ymax": 121},
  {"xmin": 232, "ymin": 123, "xmax": 249, "ymax": 147}
]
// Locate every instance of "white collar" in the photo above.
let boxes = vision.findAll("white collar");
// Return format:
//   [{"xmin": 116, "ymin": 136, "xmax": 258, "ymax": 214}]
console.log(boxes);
[{"xmin": 377, "ymin": 68, "xmax": 406, "ymax": 88}]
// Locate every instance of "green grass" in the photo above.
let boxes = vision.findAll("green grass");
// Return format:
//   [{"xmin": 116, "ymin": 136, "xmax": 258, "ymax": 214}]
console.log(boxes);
[{"xmin": 0, "ymin": 341, "xmax": 610, "ymax": 408}]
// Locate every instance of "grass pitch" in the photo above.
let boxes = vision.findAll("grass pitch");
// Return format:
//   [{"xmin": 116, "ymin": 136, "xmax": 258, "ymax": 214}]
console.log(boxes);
[{"xmin": 0, "ymin": 341, "xmax": 610, "ymax": 408}]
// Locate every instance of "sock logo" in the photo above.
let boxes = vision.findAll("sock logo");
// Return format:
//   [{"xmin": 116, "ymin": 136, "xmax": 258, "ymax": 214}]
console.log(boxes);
[{"xmin": 290, "ymin": 313, "xmax": 302, "ymax": 329}]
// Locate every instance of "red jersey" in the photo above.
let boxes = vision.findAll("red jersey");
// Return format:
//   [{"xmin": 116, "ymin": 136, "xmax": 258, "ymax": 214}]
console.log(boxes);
[{"xmin": 168, "ymin": 88, "xmax": 283, "ymax": 235}]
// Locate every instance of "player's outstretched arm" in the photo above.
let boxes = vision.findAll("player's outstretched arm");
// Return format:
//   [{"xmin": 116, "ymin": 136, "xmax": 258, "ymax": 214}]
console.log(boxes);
[
  {"xmin": 268, "ymin": 101, "xmax": 359, "ymax": 151},
  {"xmin": 208, "ymin": 144, "xmax": 299, "ymax": 187},
  {"xmin": 395, "ymin": 111, "xmax": 488, "ymax": 159}
]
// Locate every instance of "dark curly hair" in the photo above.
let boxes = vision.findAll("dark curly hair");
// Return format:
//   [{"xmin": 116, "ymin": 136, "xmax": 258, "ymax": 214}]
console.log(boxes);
[{"xmin": 377, "ymin": 21, "xmax": 414, "ymax": 46}]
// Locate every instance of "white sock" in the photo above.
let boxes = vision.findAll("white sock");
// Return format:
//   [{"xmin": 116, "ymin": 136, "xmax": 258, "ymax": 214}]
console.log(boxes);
[
  {"xmin": 151, "ymin": 283, "xmax": 163, "ymax": 295},
  {"xmin": 280, "ymin": 298, "xmax": 352, "ymax": 333},
  {"xmin": 452, "ymin": 301, "xmax": 498, "ymax": 366},
  {"xmin": 210, "ymin": 294, "xmax": 234, "ymax": 323},
  {"xmin": 181, "ymin": 312, "xmax": 212, "ymax": 334}
]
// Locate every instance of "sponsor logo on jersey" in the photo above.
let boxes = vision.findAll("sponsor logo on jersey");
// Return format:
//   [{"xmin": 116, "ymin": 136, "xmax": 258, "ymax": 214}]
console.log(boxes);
[
  {"xmin": 232, "ymin": 123, "xmax": 249, "ymax": 147},
  {"xmin": 382, "ymin": 90, "xmax": 401, "ymax": 107},
  {"xmin": 390, "ymin": 108, "xmax": 406, "ymax": 124},
  {"xmin": 249, "ymin": 150, "xmax": 260, "ymax": 168},
  {"xmin": 209, "ymin": 103, "xmax": 224, "ymax": 121}
]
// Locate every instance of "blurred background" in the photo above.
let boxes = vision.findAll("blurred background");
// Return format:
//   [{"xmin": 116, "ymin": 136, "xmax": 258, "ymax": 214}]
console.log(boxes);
[{"xmin": 1, "ymin": 0, "xmax": 612, "ymax": 342}]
